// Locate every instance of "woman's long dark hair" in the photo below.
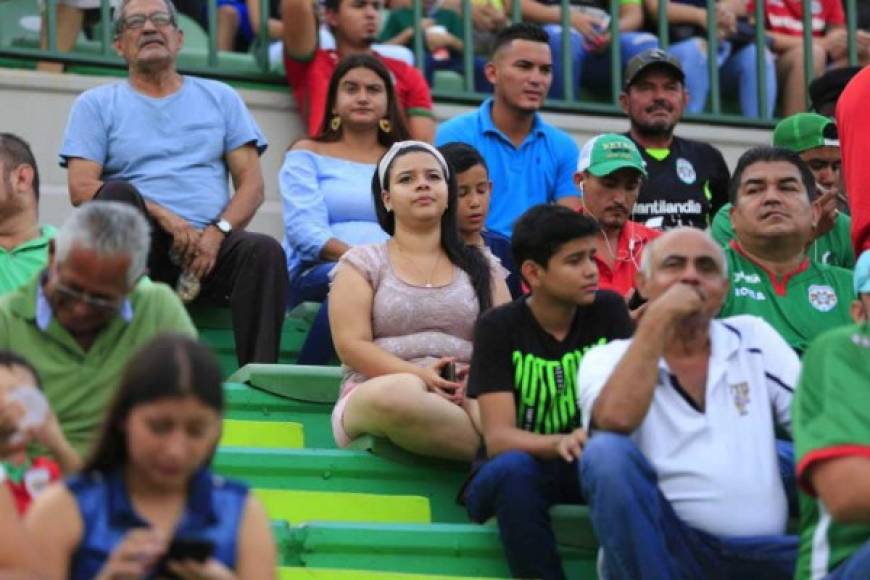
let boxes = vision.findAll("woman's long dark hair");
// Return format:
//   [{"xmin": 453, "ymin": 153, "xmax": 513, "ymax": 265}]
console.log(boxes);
[
  {"xmin": 314, "ymin": 54, "xmax": 411, "ymax": 147},
  {"xmin": 83, "ymin": 334, "xmax": 224, "ymax": 474},
  {"xmin": 372, "ymin": 146, "xmax": 493, "ymax": 313}
]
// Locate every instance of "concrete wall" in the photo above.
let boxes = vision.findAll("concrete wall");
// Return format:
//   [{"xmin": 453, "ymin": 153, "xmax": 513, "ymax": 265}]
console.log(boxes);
[{"xmin": 0, "ymin": 68, "xmax": 773, "ymax": 240}]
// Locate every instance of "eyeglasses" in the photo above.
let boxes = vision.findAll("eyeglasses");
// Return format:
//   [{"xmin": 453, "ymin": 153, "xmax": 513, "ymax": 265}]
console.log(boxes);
[
  {"xmin": 121, "ymin": 11, "xmax": 175, "ymax": 31},
  {"xmin": 53, "ymin": 280, "xmax": 123, "ymax": 313}
]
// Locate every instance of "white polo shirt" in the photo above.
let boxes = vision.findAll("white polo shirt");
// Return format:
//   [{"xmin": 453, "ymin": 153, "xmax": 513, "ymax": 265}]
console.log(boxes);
[{"xmin": 578, "ymin": 315, "xmax": 799, "ymax": 538}]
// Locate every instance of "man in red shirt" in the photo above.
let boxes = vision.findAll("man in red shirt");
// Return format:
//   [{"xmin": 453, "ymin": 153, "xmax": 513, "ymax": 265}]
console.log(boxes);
[
  {"xmin": 836, "ymin": 65, "xmax": 870, "ymax": 255},
  {"xmin": 747, "ymin": 0, "xmax": 846, "ymax": 116},
  {"xmin": 575, "ymin": 133, "xmax": 659, "ymax": 302},
  {"xmin": 281, "ymin": 0, "xmax": 435, "ymax": 141}
]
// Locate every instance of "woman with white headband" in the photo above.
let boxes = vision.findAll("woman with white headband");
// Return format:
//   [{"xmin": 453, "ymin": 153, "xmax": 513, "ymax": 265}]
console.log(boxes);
[{"xmin": 328, "ymin": 141, "xmax": 512, "ymax": 461}]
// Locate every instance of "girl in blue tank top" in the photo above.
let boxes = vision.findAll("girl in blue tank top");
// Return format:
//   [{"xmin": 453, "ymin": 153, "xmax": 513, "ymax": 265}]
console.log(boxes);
[{"xmin": 25, "ymin": 334, "xmax": 277, "ymax": 579}]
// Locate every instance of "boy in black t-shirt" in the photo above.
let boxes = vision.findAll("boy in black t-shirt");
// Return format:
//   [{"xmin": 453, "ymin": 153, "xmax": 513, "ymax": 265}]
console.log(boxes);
[{"xmin": 463, "ymin": 205, "xmax": 632, "ymax": 580}]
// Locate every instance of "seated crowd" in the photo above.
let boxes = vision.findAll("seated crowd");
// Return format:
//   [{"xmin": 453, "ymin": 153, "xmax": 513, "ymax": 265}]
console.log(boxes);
[{"xmin": 0, "ymin": 0, "xmax": 869, "ymax": 578}]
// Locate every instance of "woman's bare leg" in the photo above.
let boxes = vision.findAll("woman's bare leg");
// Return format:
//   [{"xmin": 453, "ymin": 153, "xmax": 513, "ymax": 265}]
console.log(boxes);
[
  {"xmin": 342, "ymin": 373, "xmax": 480, "ymax": 462},
  {"xmin": 217, "ymin": 5, "xmax": 240, "ymax": 51},
  {"xmin": 37, "ymin": 4, "xmax": 85, "ymax": 72}
]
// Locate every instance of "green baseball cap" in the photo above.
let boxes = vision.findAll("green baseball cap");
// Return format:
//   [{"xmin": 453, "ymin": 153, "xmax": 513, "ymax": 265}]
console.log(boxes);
[
  {"xmin": 577, "ymin": 134, "xmax": 647, "ymax": 177},
  {"xmin": 773, "ymin": 113, "xmax": 839, "ymax": 152}
]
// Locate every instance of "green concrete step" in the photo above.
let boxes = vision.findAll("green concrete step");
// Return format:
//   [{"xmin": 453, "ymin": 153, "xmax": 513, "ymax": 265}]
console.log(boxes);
[
  {"xmin": 256, "ymin": 489, "xmax": 431, "ymax": 526},
  {"xmin": 228, "ymin": 364, "xmax": 343, "ymax": 403},
  {"xmin": 347, "ymin": 435, "xmax": 468, "ymax": 471},
  {"xmin": 223, "ymin": 383, "xmax": 335, "ymax": 448},
  {"xmin": 220, "ymin": 419, "xmax": 305, "ymax": 449},
  {"xmin": 282, "ymin": 522, "xmax": 598, "ymax": 578},
  {"xmin": 213, "ymin": 447, "xmax": 468, "ymax": 523},
  {"xmin": 279, "ymin": 566, "xmax": 499, "ymax": 579},
  {"xmin": 190, "ymin": 306, "xmax": 312, "ymax": 375}
]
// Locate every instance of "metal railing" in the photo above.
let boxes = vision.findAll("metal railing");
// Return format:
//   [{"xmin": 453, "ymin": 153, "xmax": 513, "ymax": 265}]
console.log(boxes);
[{"xmin": 1, "ymin": 0, "xmax": 864, "ymax": 125}]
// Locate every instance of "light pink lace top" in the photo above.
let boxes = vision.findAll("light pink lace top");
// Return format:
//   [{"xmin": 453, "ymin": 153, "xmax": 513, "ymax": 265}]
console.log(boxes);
[{"xmin": 331, "ymin": 241, "xmax": 508, "ymax": 385}]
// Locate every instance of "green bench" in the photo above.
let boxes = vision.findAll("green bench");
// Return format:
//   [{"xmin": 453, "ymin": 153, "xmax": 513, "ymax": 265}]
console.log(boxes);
[
  {"xmin": 223, "ymin": 382, "xmax": 335, "ymax": 448},
  {"xmin": 213, "ymin": 447, "xmax": 469, "ymax": 523},
  {"xmin": 228, "ymin": 364, "xmax": 343, "ymax": 403},
  {"xmin": 283, "ymin": 522, "xmax": 597, "ymax": 578},
  {"xmin": 221, "ymin": 419, "xmax": 305, "ymax": 449},
  {"xmin": 257, "ymin": 488, "xmax": 431, "ymax": 526}
]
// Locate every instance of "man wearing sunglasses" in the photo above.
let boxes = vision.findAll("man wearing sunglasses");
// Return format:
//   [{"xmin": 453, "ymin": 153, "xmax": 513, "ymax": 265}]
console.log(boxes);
[
  {"xmin": 0, "ymin": 202, "xmax": 195, "ymax": 455},
  {"xmin": 60, "ymin": 0, "xmax": 288, "ymax": 367}
]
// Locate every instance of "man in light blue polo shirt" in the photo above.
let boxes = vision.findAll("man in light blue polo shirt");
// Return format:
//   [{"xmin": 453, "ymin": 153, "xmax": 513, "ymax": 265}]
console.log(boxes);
[
  {"xmin": 59, "ymin": 0, "xmax": 288, "ymax": 367},
  {"xmin": 436, "ymin": 22, "xmax": 581, "ymax": 238}
]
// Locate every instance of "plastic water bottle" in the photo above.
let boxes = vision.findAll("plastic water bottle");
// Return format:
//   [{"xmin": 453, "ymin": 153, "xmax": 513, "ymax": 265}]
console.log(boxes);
[{"xmin": 169, "ymin": 249, "xmax": 201, "ymax": 303}]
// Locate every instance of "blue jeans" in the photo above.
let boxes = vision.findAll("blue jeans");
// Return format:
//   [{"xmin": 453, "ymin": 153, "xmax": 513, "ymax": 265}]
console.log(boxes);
[
  {"xmin": 464, "ymin": 450, "xmax": 584, "ymax": 580},
  {"xmin": 668, "ymin": 38, "xmax": 777, "ymax": 119},
  {"xmin": 545, "ymin": 26, "xmax": 658, "ymax": 99},
  {"xmin": 289, "ymin": 262, "xmax": 336, "ymax": 365},
  {"xmin": 828, "ymin": 541, "xmax": 870, "ymax": 579},
  {"xmin": 580, "ymin": 433, "xmax": 798, "ymax": 580}
]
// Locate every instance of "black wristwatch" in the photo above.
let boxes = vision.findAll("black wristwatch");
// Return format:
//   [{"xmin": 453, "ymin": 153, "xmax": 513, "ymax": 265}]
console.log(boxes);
[{"xmin": 210, "ymin": 218, "xmax": 232, "ymax": 236}]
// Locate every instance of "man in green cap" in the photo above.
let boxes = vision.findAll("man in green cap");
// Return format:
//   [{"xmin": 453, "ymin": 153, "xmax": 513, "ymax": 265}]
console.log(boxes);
[
  {"xmin": 712, "ymin": 112, "xmax": 854, "ymax": 269},
  {"xmin": 574, "ymin": 133, "xmax": 659, "ymax": 299},
  {"xmin": 718, "ymin": 146, "xmax": 854, "ymax": 355},
  {"xmin": 792, "ymin": 248, "xmax": 870, "ymax": 579}
]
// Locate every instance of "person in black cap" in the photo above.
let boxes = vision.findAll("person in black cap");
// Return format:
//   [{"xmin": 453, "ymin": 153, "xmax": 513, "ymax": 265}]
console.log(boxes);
[
  {"xmin": 809, "ymin": 65, "xmax": 863, "ymax": 117},
  {"xmin": 619, "ymin": 48, "xmax": 730, "ymax": 231}
]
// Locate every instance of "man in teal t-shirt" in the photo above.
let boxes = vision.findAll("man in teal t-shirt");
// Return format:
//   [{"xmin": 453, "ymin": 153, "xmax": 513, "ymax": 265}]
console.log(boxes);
[
  {"xmin": 712, "ymin": 113, "xmax": 854, "ymax": 269},
  {"xmin": 719, "ymin": 146, "xmax": 853, "ymax": 354},
  {"xmin": 792, "ymin": 250, "xmax": 870, "ymax": 579},
  {"xmin": 0, "ymin": 134, "xmax": 56, "ymax": 295}
]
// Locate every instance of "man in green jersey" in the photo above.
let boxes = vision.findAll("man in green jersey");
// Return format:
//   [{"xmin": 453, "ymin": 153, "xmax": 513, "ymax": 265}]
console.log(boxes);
[
  {"xmin": 712, "ymin": 113, "xmax": 854, "ymax": 268},
  {"xmin": 719, "ymin": 146, "xmax": 854, "ymax": 354},
  {"xmin": 0, "ymin": 134, "xmax": 56, "ymax": 295},
  {"xmin": 792, "ymin": 249, "xmax": 870, "ymax": 579}
]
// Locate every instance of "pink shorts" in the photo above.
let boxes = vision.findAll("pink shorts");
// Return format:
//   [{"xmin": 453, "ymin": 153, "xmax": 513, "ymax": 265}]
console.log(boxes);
[{"xmin": 331, "ymin": 378, "xmax": 362, "ymax": 448}]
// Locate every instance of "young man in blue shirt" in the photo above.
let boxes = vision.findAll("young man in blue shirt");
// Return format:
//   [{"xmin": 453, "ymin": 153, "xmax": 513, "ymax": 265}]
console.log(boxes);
[{"xmin": 436, "ymin": 23, "xmax": 581, "ymax": 238}]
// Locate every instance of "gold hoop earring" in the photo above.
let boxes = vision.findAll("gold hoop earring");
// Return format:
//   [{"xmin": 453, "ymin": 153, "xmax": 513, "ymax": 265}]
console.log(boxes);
[
  {"xmin": 379, "ymin": 118, "xmax": 392, "ymax": 133},
  {"xmin": 330, "ymin": 115, "xmax": 342, "ymax": 131}
]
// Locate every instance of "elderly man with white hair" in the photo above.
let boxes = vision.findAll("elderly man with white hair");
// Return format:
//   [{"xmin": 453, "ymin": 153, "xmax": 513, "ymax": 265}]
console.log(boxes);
[
  {"xmin": 577, "ymin": 227, "xmax": 801, "ymax": 580},
  {"xmin": 0, "ymin": 202, "xmax": 195, "ymax": 455}
]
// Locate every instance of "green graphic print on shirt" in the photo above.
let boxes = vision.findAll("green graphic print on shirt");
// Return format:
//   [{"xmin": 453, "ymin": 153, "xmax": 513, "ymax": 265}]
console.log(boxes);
[{"xmin": 513, "ymin": 339, "xmax": 606, "ymax": 434}]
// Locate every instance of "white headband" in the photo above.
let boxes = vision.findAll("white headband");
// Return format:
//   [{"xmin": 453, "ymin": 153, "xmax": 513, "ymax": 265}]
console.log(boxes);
[{"xmin": 377, "ymin": 140, "xmax": 450, "ymax": 190}]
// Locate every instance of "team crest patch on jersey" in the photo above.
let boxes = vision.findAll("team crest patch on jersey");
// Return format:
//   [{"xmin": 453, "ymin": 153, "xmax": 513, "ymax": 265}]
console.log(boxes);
[
  {"xmin": 851, "ymin": 332, "xmax": 870, "ymax": 348},
  {"xmin": 676, "ymin": 158, "xmax": 696, "ymax": 184},
  {"xmin": 808, "ymin": 284, "xmax": 837, "ymax": 312},
  {"xmin": 730, "ymin": 382, "xmax": 750, "ymax": 415}
]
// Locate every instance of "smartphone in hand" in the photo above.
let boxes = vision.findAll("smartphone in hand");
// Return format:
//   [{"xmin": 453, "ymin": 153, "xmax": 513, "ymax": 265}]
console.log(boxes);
[
  {"xmin": 440, "ymin": 361, "xmax": 457, "ymax": 382},
  {"xmin": 153, "ymin": 537, "xmax": 215, "ymax": 579}
]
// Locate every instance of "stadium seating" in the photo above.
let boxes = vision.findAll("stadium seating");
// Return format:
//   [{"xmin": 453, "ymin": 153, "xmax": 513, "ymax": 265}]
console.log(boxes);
[{"xmin": 215, "ymin": 366, "xmax": 602, "ymax": 578}]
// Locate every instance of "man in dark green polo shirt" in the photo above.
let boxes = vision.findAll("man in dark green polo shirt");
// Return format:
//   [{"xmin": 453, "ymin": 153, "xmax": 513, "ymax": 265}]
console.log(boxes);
[
  {"xmin": 0, "ymin": 134, "xmax": 56, "ymax": 295},
  {"xmin": 0, "ymin": 202, "xmax": 196, "ymax": 454},
  {"xmin": 719, "ymin": 146, "xmax": 853, "ymax": 354}
]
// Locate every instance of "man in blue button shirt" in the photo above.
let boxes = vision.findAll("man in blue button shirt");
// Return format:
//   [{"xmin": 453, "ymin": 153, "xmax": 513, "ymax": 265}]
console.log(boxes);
[{"xmin": 436, "ymin": 23, "xmax": 581, "ymax": 238}]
